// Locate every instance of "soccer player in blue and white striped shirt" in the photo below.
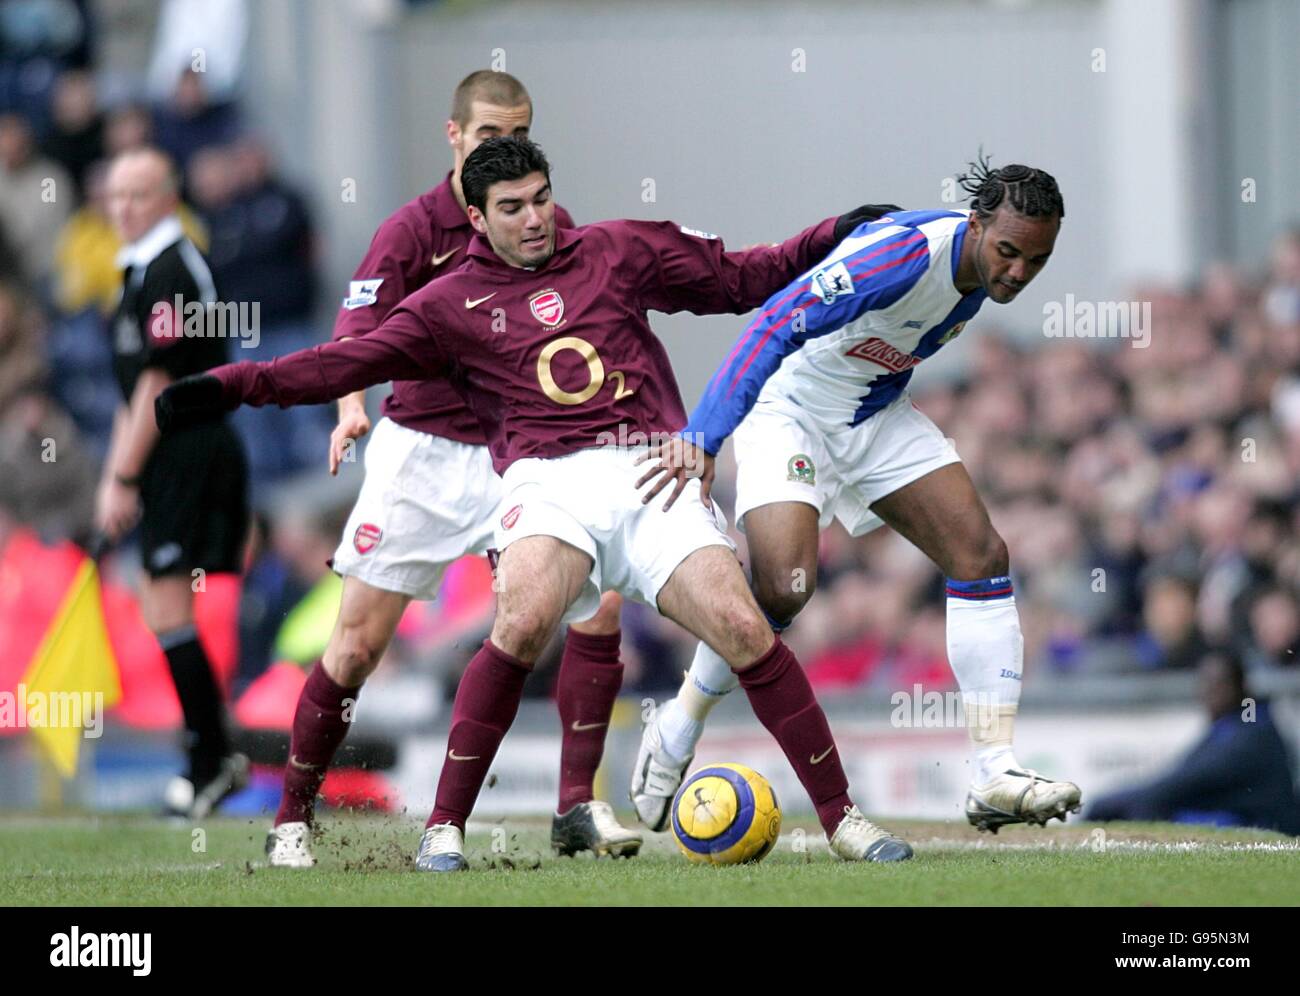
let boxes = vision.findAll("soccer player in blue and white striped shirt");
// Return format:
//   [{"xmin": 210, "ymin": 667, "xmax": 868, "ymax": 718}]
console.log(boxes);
[{"xmin": 634, "ymin": 158, "xmax": 1082, "ymax": 838}]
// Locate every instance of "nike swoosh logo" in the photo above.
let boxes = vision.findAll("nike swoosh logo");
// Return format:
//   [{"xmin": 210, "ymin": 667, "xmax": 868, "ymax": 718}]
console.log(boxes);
[
  {"xmin": 570, "ymin": 720, "xmax": 607, "ymax": 732},
  {"xmin": 448, "ymin": 749, "xmax": 481, "ymax": 761},
  {"xmin": 465, "ymin": 293, "xmax": 497, "ymax": 309},
  {"xmin": 810, "ymin": 746, "xmax": 835, "ymax": 765},
  {"xmin": 431, "ymin": 248, "xmax": 459, "ymax": 267},
  {"xmin": 288, "ymin": 754, "xmax": 319, "ymax": 771}
]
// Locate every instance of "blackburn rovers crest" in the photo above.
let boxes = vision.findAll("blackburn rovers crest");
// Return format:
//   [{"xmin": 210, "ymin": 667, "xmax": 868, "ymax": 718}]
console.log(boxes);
[
  {"xmin": 938, "ymin": 321, "xmax": 967, "ymax": 346},
  {"xmin": 787, "ymin": 454, "xmax": 816, "ymax": 484}
]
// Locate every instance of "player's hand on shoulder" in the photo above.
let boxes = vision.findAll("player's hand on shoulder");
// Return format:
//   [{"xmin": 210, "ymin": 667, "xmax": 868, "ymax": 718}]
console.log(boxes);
[
  {"xmin": 834, "ymin": 203, "xmax": 904, "ymax": 241},
  {"xmin": 155, "ymin": 373, "xmax": 224, "ymax": 431},
  {"xmin": 330, "ymin": 399, "xmax": 372, "ymax": 475},
  {"xmin": 634, "ymin": 436, "xmax": 715, "ymax": 512}
]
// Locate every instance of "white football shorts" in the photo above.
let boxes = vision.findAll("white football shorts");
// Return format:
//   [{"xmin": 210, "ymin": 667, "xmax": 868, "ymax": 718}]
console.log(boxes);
[
  {"xmin": 732, "ymin": 392, "xmax": 960, "ymax": 536},
  {"xmin": 493, "ymin": 446, "xmax": 735, "ymax": 624},
  {"xmin": 331, "ymin": 417, "xmax": 500, "ymax": 600}
]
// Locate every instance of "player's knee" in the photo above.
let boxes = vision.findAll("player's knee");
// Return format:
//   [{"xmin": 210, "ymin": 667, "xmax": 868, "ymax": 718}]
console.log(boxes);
[
  {"xmin": 141, "ymin": 579, "xmax": 194, "ymax": 634},
  {"xmin": 493, "ymin": 602, "xmax": 559, "ymax": 661},
  {"xmin": 570, "ymin": 591, "xmax": 622, "ymax": 636},
  {"xmin": 949, "ymin": 530, "xmax": 1010, "ymax": 581},
  {"xmin": 978, "ymin": 531, "xmax": 1010, "ymax": 578},
  {"xmin": 716, "ymin": 605, "xmax": 777, "ymax": 665},
  {"xmin": 326, "ymin": 627, "xmax": 384, "ymax": 686},
  {"xmin": 752, "ymin": 569, "xmax": 815, "ymax": 628}
]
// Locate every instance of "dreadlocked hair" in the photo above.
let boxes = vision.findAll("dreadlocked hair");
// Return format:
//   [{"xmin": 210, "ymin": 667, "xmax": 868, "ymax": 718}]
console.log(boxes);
[{"xmin": 956, "ymin": 150, "xmax": 1065, "ymax": 222}]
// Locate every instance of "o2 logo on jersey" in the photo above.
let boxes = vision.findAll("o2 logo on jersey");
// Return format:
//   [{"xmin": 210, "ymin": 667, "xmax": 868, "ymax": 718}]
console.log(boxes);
[
  {"xmin": 536, "ymin": 336, "xmax": 634, "ymax": 406},
  {"xmin": 353, "ymin": 523, "xmax": 383, "ymax": 554},
  {"xmin": 529, "ymin": 289, "xmax": 565, "ymax": 328},
  {"xmin": 501, "ymin": 504, "xmax": 523, "ymax": 530}
]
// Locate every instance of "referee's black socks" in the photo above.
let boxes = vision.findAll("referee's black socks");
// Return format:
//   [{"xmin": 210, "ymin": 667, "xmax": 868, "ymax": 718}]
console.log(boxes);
[{"xmin": 157, "ymin": 625, "xmax": 231, "ymax": 786}]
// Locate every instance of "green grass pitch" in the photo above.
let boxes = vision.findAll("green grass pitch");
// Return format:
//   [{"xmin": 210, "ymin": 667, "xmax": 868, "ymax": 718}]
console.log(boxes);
[{"xmin": 3, "ymin": 813, "xmax": 1297, "ymax": 906}]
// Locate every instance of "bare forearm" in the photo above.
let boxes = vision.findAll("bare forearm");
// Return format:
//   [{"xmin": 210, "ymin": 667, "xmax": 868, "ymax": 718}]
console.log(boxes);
[
  {"xmin": 115, "ymin": 369, "xmax": 169, "ymax": 479},
  {"xmin": 99, "ymin": 409, "xmax": 131, "ymax": 484},
  {"xmin": 337, "ymin": 391, "xmax": 368, "ymax": 419}
]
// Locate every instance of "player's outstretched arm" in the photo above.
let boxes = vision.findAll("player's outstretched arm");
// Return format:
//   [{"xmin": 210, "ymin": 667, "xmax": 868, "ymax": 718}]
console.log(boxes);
[
  {"xmin": 638, "ymin": 203, "xmax": 901, "ymax": 318},
  {"xmin": 155, "ymin": 312, "xmax": 446, "ymax": 431},
  {"xmin": 833, "ymin": 204, "xmax": 903, "ymax": 241},
  {"xmin": 680, "ymin": 218, "xmax": 928, "ymax": 457}
]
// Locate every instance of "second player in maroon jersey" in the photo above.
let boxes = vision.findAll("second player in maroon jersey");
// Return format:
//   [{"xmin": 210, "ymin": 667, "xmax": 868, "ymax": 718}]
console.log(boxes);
[{"xmin": 331, "ymin": 132, "xmax": 574, "ymax": 444}]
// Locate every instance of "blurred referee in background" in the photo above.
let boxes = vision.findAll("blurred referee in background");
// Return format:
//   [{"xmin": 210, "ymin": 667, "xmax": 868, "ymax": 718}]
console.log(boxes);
[{"xmin": 94, "ymin": 147, "xmax": 250, "ymax": 818}]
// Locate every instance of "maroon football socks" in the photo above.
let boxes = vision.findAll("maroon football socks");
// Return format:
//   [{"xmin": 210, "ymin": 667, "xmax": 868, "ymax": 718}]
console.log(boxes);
[
  {"xmin": 555, "ymin": 628, "xmax": 624, "ymax": 813},
  {"xmin": 737, "ymin": 638, "xmax": 854, "ymax": 837},
  {"xmin": 275, "ymin": 660, "xmax": 360, "ymax": 827},
  {"xmin": 426, "ymin": 639, "xmax": 531, "ymax": 830}
]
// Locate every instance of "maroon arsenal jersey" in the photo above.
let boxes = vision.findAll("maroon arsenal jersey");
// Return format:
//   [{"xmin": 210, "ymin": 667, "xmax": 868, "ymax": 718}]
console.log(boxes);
[
  {"xmin": 218, "ymin": 217, "xmax": 838, "ymax": 473},
  {"xmin": 333, "ymin": 173, "xmax": 575, "ymax": 443}
]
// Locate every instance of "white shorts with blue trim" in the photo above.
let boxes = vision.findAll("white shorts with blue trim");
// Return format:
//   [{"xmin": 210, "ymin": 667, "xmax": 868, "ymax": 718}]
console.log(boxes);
[{"xmin": 732, "ymin": 392, "xmax": 960, "ymax": 536}]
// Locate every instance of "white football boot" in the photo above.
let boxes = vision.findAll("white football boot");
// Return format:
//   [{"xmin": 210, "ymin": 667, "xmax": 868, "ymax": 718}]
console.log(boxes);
[
  {"xmin": 629, "ymin": 716, "xmax": 693, "ymax": 831},
  {"xmin": 415, "ymin": 823, "xmax": 468, "ymax": 872},
  {"xmin": 162, "ymin": 776, "xmax": 195, "ymax": 820},
  {"xmin": 965, "ymin": 768, "xmax": 1082, "ymax": 834},
  {"xmin": 552, "ymin": 800, "xmax": 643, "ymax": 858},
  {"xmin": 265, "ymin": 821, "xmax": 315, "ymax": 868},
  {"xmin": 828, "ymin": 805, "xmax": 914, "ymax": 862}
]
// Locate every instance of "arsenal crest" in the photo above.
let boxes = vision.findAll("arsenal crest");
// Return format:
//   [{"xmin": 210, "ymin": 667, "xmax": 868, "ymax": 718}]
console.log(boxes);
[
  {"xmin": 529, "ymin": 289, "xmax": 565, "ymax": 327},
  {"xmin": 501, "ymin": 504, "xmax": 523, "ymax": 530},
  {"xmin": 353, "ymin": 522, "xmax": 382, "ymax": 554}
]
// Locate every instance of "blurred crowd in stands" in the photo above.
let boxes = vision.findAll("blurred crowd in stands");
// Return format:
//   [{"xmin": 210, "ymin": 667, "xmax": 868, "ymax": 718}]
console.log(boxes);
[
  {"xmin": 0, "ymin": 1, "xmax": 1297, "ymax": 706},
  {"xmin": 0, "ymin": 0, "xmax": 333, "ymax": 694}
]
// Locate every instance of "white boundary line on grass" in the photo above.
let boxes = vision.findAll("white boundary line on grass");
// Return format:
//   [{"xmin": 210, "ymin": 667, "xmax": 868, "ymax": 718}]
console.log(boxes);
[
  {"xmin": 769, "ymin": 833, "xmax": 1300, "ymax": 853},
  {"xmin": 915, "ymin": 837, "xmax": 1300, "ymax": 853}
]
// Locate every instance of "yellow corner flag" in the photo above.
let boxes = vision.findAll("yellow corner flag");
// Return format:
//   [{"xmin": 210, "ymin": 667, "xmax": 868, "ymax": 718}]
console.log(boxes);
[{"xmin": 21, "ymin": 557, "xmax": 121, "ymax": 778}]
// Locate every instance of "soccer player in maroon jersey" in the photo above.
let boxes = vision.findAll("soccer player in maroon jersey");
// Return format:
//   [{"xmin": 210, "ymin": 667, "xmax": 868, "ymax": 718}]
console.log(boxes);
[
  {"xmin": 265, "ymin": 72, "xmax": 637, "ymax": 869},
  {"xmin": 158, "ymin": 136, "xmax": 913, "ymax": 868}
]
